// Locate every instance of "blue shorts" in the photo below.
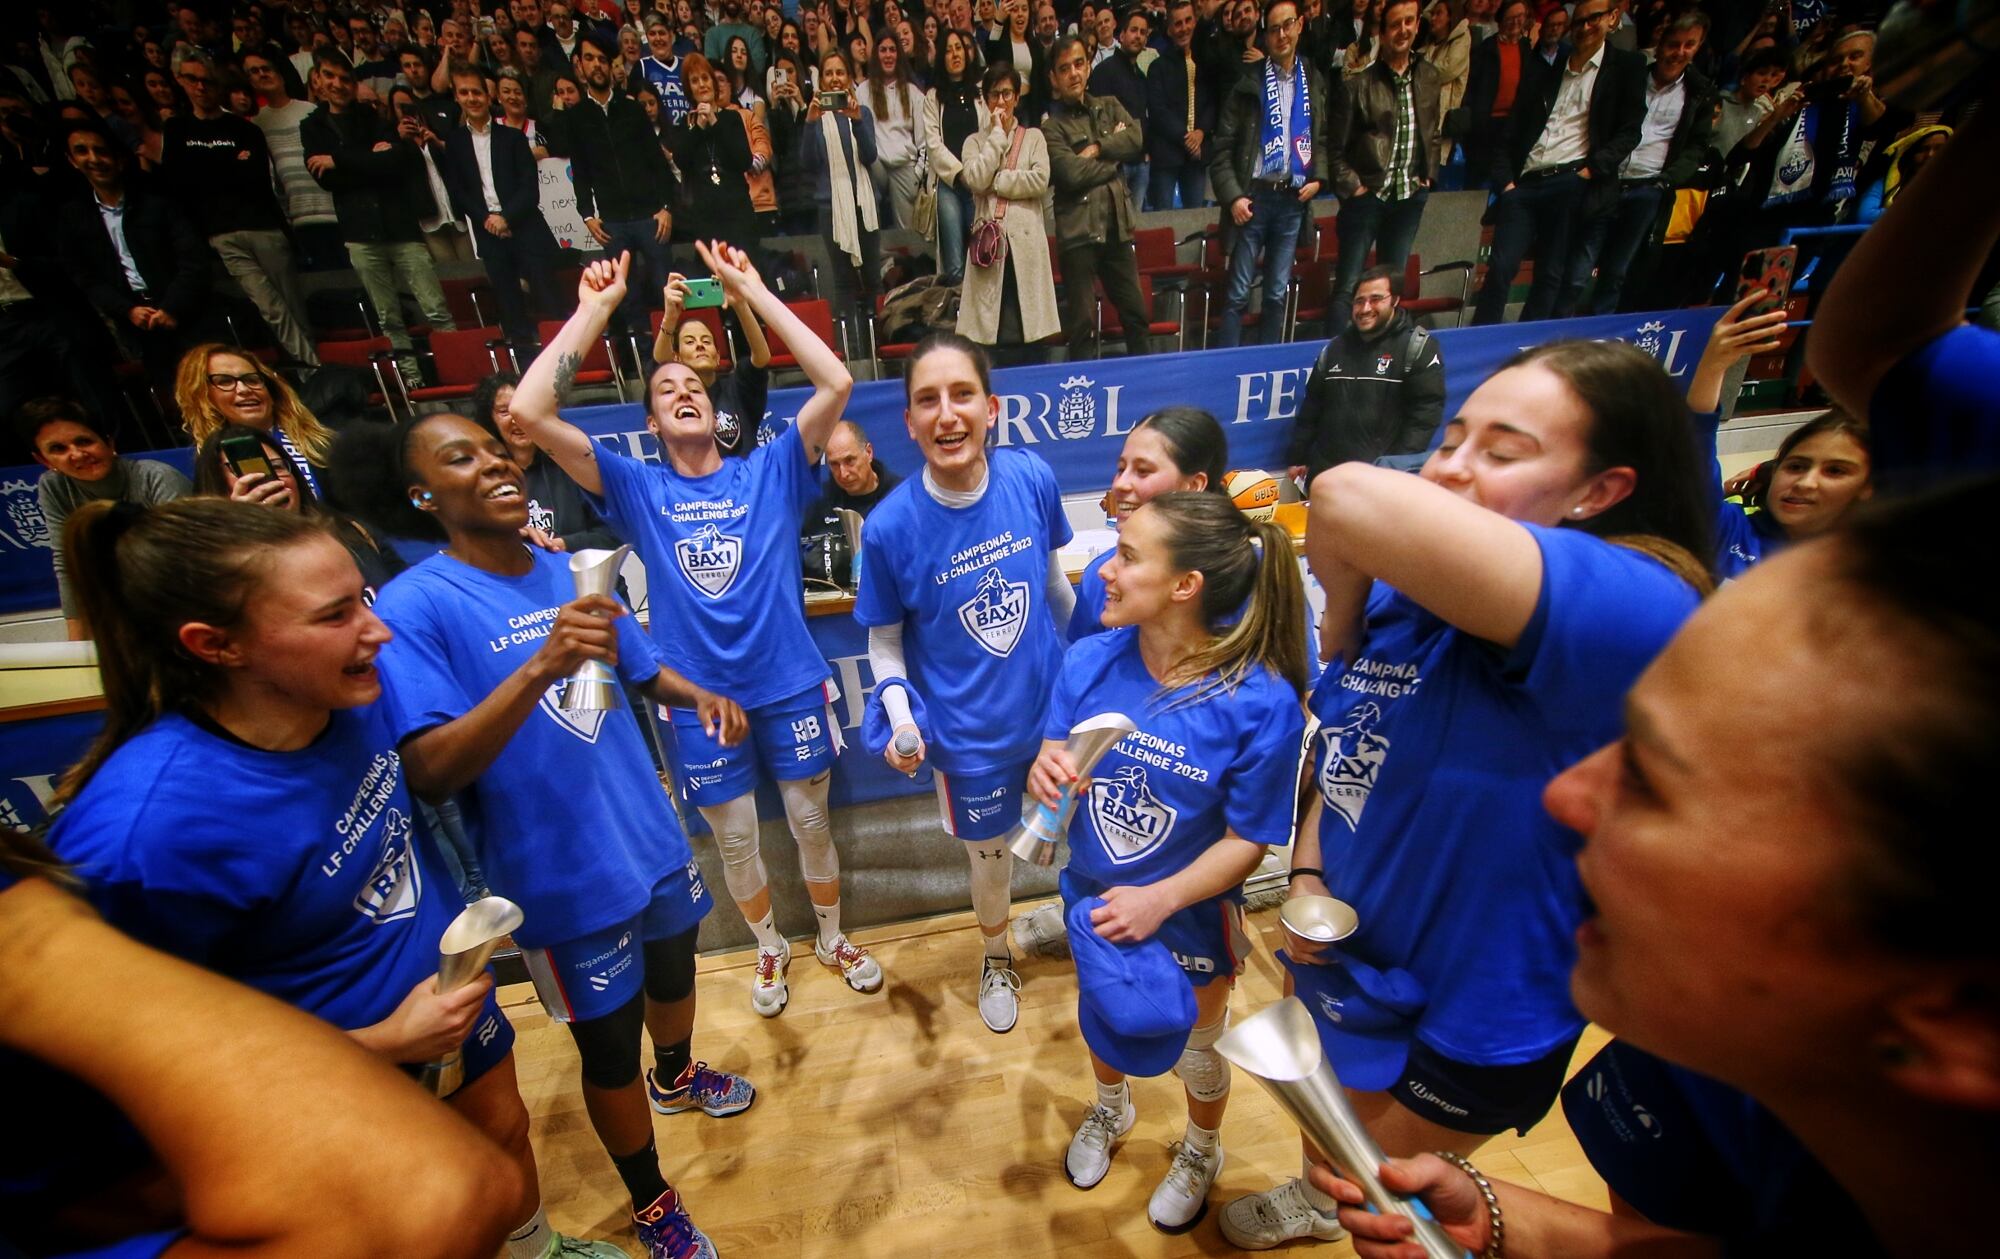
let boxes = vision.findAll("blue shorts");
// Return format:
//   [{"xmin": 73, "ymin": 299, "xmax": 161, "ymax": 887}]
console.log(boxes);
[
  {"xmin": 1060, "ymin": 868, "xmax": 1250, "ymax": 989},
  {"xmin": 403, "ymin": 985, "xmax": 515, "ymax": 1098},
  {"xmin": 673, "ymin": 682, "xmax": 839, "ymax": 806},
  {"xmin": 934, "ymin": 760, "xmax": 1032, "ymax": 842},
  {"xmin": 521, "ymin": 861, "xmax": 714, "ymax": 1022}
]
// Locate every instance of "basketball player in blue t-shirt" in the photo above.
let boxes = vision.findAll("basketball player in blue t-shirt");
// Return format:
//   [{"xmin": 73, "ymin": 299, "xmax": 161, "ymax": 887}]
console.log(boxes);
[
  {"xmin": 853, "ymin": 333, "xmax": 1075, "ymax": 1034},
  {"xmin": 44, "ymin": 499, "xmax": 620, "ymax": 1259},
  {"xmin": 1032, "ymin": 492, "xmax": 1307, "ymax": 1232},
  {"xmin": 512, "ymin": 245, "xmax": 883, "ymax": 1019}
]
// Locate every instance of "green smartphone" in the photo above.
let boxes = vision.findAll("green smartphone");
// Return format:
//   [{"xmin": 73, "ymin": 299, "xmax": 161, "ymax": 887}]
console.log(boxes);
[
  {"xmin": 682, "ymin": 277, "xmax": 726, "ymax": 309},
  {"xmin": 219, "ymin": 433, "xmax": 274, "ymax": 480}
]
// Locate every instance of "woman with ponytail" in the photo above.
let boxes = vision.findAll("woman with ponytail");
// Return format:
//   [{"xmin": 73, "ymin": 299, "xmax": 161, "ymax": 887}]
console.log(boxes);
[
  {"xmin": 44, "ymin": 499, "xmax": 625, "ymax": 1259},
  {"xmin": 1222, "ymin": 338, "xmax": 1711, "ymax": 1250},
  {"xmin": 1030, "ymin": 491, "xmax": 1308, "ymax": 1234}
]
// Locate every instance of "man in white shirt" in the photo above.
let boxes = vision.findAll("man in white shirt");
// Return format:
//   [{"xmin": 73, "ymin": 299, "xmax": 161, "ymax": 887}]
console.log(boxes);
[
  {"xmin": 1470, "ymin": 0, "xmax": 1646, "ymax": 323},
  {"xmin": 439, "ymin": 67, "xmax": 565, "ymax": 345},
  {"xmin": 1556, "ymin": 11, "xmax": 1719, "ymax": 316}
]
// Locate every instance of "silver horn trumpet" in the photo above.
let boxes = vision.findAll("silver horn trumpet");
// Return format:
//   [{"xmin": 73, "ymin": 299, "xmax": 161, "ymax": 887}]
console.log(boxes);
[
  {"xmin": 416, "ymin": 895, "xmax": 525, "ymax": 1097},
  {"xmin": 1003, "ymin": 712, "xmax": 1137, "ymax": 866},
  {"xmin": 1217, "ymin": 998, "xmax": 1471, "ymax": 1259},
  {"xmin": 561, "ymin": 544, "xmax": 632, "ymax": 712}
]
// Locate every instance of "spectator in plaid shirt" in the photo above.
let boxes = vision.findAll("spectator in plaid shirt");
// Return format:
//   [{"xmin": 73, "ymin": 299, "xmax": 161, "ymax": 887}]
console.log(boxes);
[{"xmin": 1326, "ymin": 0, "xmax": 1443, "ymax": 334}]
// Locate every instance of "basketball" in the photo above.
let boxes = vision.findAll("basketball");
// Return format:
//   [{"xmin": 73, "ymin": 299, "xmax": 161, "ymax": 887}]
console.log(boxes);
[{"xmin": 1224, "ymin": 469, "xmax": 1281, "ymax": 521}]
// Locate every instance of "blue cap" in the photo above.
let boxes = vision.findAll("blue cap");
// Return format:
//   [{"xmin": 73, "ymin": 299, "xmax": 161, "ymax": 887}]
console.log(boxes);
[
  {"xmin": 1281, "ymin": 950, "xmax": 1426, "ymax": 1092},
  {"xmin": 861, "ymin": 679, "xmax": 930, "ymax": 758},
  {"xmin": 1068, "ymin": 896, "xmax": 1197, "ymax": 1077}
]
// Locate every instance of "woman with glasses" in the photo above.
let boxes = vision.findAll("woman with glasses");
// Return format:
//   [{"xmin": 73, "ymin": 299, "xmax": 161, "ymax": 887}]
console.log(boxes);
[{"xmin": 174, "ymin": 343, "xmax": 336, "ymax": 496}]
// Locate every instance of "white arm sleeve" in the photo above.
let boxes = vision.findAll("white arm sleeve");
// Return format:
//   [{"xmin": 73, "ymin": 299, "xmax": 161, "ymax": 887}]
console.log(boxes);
[
  {"xmin": 868, "ymin": 621, "xmax": 915, "ymax": 728},
  {"xmin": 1045, "ymin": 553, "xmax": 1077, "ymax": 627}
]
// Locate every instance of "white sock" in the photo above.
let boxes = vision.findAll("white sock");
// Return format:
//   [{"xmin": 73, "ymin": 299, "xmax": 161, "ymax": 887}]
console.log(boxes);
[
  {"xmin": 1096, "ymin": 1078, "xmax": 1130, "ymax": 1113},
  {"xmin": 1184, "ymin": 1119, "xmax": 1220, "ymax": 1155},
  {"xmin": 983, "ymin": 930, "xmax": 1012, "ymax": 962},
  {"xmin": 1299, "ymin": 1154, "xmax": 1341, "ymax": 1215},
  {"xmin": 748, "ymin": 909, "xmax": 784, "ymax": 952},
  {"xmin": 505, "ymin": 1206, "xmax": 553, "ymax": 1259},
  {"xmin": 810, "ymin": 892, "xmax": 842, "ymax": 946}
]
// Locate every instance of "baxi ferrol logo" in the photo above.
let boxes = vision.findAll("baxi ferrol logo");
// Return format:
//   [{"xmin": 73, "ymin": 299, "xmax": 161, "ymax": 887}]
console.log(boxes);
[
  {"xmin": 1089, "ymin": 763, "xmax": 1179, "ymax": 863},
  {"xmin": 1319, "ymin": 701, "xmax": 1391, "ymax": 830},
  {"xmin": 675, "ymin": 522, "xmax": 743, "ymax": 597},
  {"xmin": 957, "ymin": 566, "xmax": 1030, "ymax": 657},
  {"xmin": 0, "ymin": 480, "xmax": 49, "ymax": 552}
]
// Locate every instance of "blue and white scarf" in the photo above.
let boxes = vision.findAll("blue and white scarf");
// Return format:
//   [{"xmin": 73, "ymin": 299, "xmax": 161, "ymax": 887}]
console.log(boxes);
[
  {"xmin": 1765, "ymin": 101, "xmax": 1859, "ymax": 209},
  {"xmin": 1259, "ymin": 57, "xmax": 1312, "ymax": 185}
]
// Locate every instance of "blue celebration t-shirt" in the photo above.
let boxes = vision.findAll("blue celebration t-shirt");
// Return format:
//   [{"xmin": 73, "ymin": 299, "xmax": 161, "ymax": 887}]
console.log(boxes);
[
  {"xmin": 1871, "ymin": 323, "xmax": 2000, "ymax": 483},
  {"xmin": 1046, "ymin": 627, "xmax": 1303, "ymax": 888},
  {"xmin": 1307, "ymin": 525, "xmax": 1697, "ymax": 1066},
  {"xmin": 1562, "ymin": 1040, "xmax": 1878, "ymax": 1255},
  {"xmin": 853, "ymin": 450, "xmax": 1073, "ymax": 775},
  {"xmin": 589, "ymin": 423, "xmax": 830, "ymax": 709},
  {"xmin": 373, "ymin": 549, "xmax": 689, "ymax": 949},
  {"xmin": 1696, "ymin": 408, "xmax": 1785, "ymax": 581},
  {"xmin": 1069, "ymin": 549, "xmax": 1114, "ymax": 641},
  {"xmin": 47, "ymin": 706, "xmax": 457, "ymax": 1037}
]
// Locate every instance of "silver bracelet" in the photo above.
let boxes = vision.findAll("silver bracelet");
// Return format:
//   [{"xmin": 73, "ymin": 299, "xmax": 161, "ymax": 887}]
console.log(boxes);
[{"xmin": 1433, "ymin": 1151, "xmax": 1504, "ymax": 1259}]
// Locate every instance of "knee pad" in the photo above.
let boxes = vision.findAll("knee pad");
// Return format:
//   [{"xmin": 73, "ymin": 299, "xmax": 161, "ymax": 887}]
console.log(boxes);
[
  {"xmin": 698, "ymin": 793, "xmax": 766, "ymax": 903},
  {"xmin": 1174, "ymin": 1015, "xmax": 1231, "ymax": 1103},
  {"xmin": 779, "ymin": 772, "xmax": 840, "ymax": 885},
  {"xmin": 566, "ymin": 991, "xmax": 646, "ymax": 1090},
  {"xmin": 641, "ymin": 925, "xmax": 699, "ymax": 1005}
]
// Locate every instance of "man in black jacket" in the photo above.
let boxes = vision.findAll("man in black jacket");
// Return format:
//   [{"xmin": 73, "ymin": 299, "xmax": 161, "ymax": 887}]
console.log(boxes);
[
  {"xmin": 439, "ymin": 67, "xmax": 564, "ymax": 347},
  {"xmin": 1327, "ymin": 0, "xmax": 1441, "ymax": 333},
  {"xmin": 1143, "ymin": 0, "xmax": 1216, "ymax": 209},
  {"xmin": 566, "ymin": 33, "xmax": 675, "ymax": 345},
  {"xmin": 1089, "ymin": 7, "xmax": 1154, "ymax": 204},
  {"xmin": 1470, "ymin": 0, "xmax": 1646, "ymax": 325},
  {"xmin": 1208, "ymin": 0, "xmax": 1335, "ymax": 347},
  {"xmin": 54, "ymin": 121, "xmax": 215, "ymax": 389},
  {"xmin": 300, "ymin": 51, "xmax": 457, "ymax": 388},
  {"xmin": 161, "ymin": 50, "xmax": 318, "ymax": 366},
  {"xmin": 1461, "ymin": 0, "xmax": 1533, "ymax": 190},
  {"xmin": 1556, "ymin": 11, "xmax": 1718, "ymax": 316},
  {"xmin": 1285, "ymin": 265, "xmax": 1445, "ymax": 482}
]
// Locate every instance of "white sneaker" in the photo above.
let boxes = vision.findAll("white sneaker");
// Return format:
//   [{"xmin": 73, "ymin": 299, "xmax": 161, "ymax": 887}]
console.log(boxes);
[
  {"xmin": 813, "ymin": 934, "xmax": 884, "ymax": 992},
  {"xmin": 751, "ymin": 940, "xmax": 790, "ymax": 1017},
  {"xmin": 1148, "ymin": 1141, "xmax": 1225, "ymax": 1233},
  {"xmin": 1063, "ymin": 1096, "xmax": 1136, "ymax": 1189},
  {"xmin": 977, "ymin": 957, "xmax": 1020, "ymax": 1033},
  {"xmin": 1011, "ymin": 903, "xmax": 1071, "ymax": 958},
  {"xmin": 1218, "ymin": 1178, "xmax": 1349, "ymax": 1250}
]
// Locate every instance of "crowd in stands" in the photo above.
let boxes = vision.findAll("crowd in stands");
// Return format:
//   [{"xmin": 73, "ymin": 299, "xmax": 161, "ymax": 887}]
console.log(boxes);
[{"xmin": 1, "ymin": 0, "xmax": 1974, "ymax": 463}]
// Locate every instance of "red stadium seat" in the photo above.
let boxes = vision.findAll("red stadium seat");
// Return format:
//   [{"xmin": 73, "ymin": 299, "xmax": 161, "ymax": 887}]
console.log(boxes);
[{"xmin": 406, "ymin": 328, "xmax": 512, "ymax": 407}]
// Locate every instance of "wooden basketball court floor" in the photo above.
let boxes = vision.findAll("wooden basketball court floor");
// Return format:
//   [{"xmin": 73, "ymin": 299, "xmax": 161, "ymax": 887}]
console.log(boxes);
[{"xmin": 509, "ymin": 897, "xmax": 1612, "ymax": 1257}]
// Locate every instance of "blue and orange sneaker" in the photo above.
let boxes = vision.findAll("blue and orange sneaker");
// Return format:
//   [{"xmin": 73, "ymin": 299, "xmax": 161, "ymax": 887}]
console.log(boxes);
[
  {"xmin": 646, "ymin": 1060, "xmax": 756, "ymax": 1117},
  {"xmin": 633, "ymin": 1188, "xmax": 718, "ymax": 1259}
]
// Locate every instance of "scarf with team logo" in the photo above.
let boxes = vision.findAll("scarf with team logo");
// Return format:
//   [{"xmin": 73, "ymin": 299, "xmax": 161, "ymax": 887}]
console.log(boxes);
[
  {"xmin": 1765, "ymin": 100, "xmax": 1858, "ymax": 209},
  {"xmin": 1259, "ymin": 56, "xmax": 1312, "ymax": 185}
]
